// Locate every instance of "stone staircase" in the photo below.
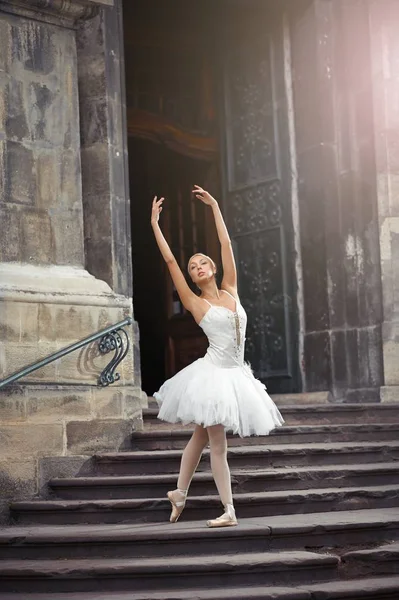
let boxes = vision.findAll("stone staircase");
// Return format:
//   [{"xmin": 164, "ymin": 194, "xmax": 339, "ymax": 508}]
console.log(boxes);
[{"xmin": 1, "ymin": 400, "xmax": 399, "ymax": 598}]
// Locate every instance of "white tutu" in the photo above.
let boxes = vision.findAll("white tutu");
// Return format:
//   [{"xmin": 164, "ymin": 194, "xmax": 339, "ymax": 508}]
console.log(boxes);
[
  {"xmin": 155, "ymin": 291, "xmax": 284, "ymax": 437},
  {"xmin": 154, "ymin": 355, "xmax": 284, "ymax": 437}
]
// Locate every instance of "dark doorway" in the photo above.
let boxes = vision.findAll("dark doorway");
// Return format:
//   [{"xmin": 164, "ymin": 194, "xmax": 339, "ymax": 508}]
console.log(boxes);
[
  {"xmin": 123, "ymin": 0, "xmax": 301, "ymax": 395},
  {"xmin": 123, "ymin": 0, "xmax": 220, "ymax": 395},
  {"xmin": 128, "ymin": 138, "xmax": 216, "ymax": 395}
]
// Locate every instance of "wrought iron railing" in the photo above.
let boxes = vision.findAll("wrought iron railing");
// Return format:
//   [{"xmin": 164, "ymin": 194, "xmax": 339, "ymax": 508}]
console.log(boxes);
[{"xmin": 0, "ymin": 317, "xmax": 132, "ymax": 389}]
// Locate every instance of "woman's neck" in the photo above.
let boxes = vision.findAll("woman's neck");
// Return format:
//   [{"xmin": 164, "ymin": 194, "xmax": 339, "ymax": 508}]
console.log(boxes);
[{"xmin": 200, "ymin": 280, "xmax": 220, "ymax": 300}]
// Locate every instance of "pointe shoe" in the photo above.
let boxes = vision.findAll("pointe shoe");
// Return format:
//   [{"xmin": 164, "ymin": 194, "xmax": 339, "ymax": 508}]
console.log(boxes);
[
  {"xmin": 167, "ymin": 489, "xmax": 187, "ymax": 523},
  {"xmin": 206, "ymin": 503, "xmax": 238, "ymax": 528}
]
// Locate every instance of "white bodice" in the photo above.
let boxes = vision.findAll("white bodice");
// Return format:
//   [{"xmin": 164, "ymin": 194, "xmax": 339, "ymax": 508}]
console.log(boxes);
[{"xmin": 199, "ymin": 296, "xmax": 247, "ymax": 368}]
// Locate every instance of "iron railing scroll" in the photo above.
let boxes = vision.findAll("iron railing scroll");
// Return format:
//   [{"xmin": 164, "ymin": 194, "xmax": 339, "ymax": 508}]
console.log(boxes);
[{"xmin": 0, "ymin": 317, "xmax": 132, "ymax": 389}]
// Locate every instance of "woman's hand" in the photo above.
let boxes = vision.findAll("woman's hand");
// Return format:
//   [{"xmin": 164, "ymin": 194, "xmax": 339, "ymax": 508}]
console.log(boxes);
[
  {"xmin": 192, "ymin": 185, "xmax": 217, "ymax": 207},
  {"xmin": 151, "ymin": 196, "xmax": 164, "ymax": 225}
]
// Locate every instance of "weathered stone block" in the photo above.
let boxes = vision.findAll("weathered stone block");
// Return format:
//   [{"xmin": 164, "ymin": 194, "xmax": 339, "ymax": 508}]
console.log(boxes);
[
  {"xmin": 59, "ymin": 149, "xmax": 81, "ymax": 209},
  {"xmin": 5, "ymin": 79, "xmax": 29, "ymax": 140},
  {"xmin": 76, "ymin": 12, "xmax": 104, "ymax": 57},
  {"xmin": 382, "ymin": 321, "xmax": 399, "ymax": 385},
  {"xmin": 3, "ymin": 342, "xmax": 58, "ymax": 382},
  {"xmin": 78, "ymin": 55, "xmax": 106, "ymax": 100},
  {"xmin": 0, "ymin": 204, "xmax": 20, "ymax": 262},
  {"xmin": 346, "ymin": 328, "xmax": 360, "ymax": 390},
  {"xmin": 271, "ymin": 391, "xmax": 332, "ymax": 405},
  {"xmin": 26, "ymin": 389, "xmax": 91, "ymax": 422},
  {"xmin": 29, "ymin": 81, "xmax": 56, "ymax": 143},
  {"xmin": 304, "ymin": 332, "xmax": 332, "ymax": 392},
  {"xmin": 0, "ymin": 19, "xmax": 11, "ymax": 73},
  {"xmin": 331, "ymin": 330, "xmax": 348, "ymax": 397},
  {"xmin": 36, "ymin": 150, "xmax": 59, "ymax": 210},
  {"xmin": 61, "ymin": 69, "xmax": 80, "ymax": 150},
  {"xmin": 5, "ymin": 141, "xmax": 35, "ymax": 205},
  {"xmin": 0, "ymin": 140, "xmax": 6, "ymax": 205},
  {"xmin": 380, "ymin": 385, "xmax": 399, "ymax": 403},
  {"xmin": 387, "ymin": 173, "xmax": 399, "ymax": 216},
  {"xmin": 120, "ymin": 345, "xmax": 135, "ymax": 385},
  {"xmin": 0, "ymin": 390, "xmax": 26, "ymax": 421},
  {"xmin": 0, "ymin": 342, "xmax": 6, "ymax": 378},
  {"xmin": 80, "ymin": 95, "xmax": 108, "ymax": 146},
  {"xmin": 84, "ymin": 198, "xmax": 111, "ymax": 241},
  {"xmin": 359, "ymin": 326, "xmax": 383, "ymax": 388},
  {"xmin": 52, "ymin": 210, "xmax": 84, "ymax": 266},
  {"xmin": 0, "ymin": 459, "xmax": 37, "ymax": 498},
  {"xmin": 66, "ymin": 419, "xmax": 133, "ymax": 454},
  {"xmin": 21, "ymin": 210, "xmax": 53, "ymax": 264},
  {"xmin": 92, "ymin": 388, "xmax": 123, "ymax": 418},
  {"xmin": 0, "ymin": 501, "xmax": 10, "ymax": 525},
  {"xmin": 383, "ymin": 339, "xmax": 399, "ymax": 386},
  {"xmin": 121, "ymin": 387, "xmax": 145, "ymax": 420},
  {"xmin": 19, "ymin": 302, "xmax": 39, "ymax": 343},
  {"xmin": 84, "ymin": 238, "xmax": 113, "ymax": 289},
  {"xmin": 345, "ymin": 388, "xmax": 381, "ymax": 403},
  {"xmin": 97, "ymin": 306, "xmax": 127, "ymax": 330},
  {"xmin": 0, "ymin": 299, "xmax": 40, "ymax": 345},
  {"xmin": 385, "ymin": 129, "xmax": 399, "ymax": 173},
  {"xmin": 11, "ymin": 21, "xmax": 55, "ymax": 75},
  {"xmin": 80, "ymin": 144, "xmax": 110, "ymax": 198},
  {"xmin": 38, "ymin": 303, "xmax": 94, "ymax": 343},
  {"xmin": 0, "ymin": 423, "xmax": 63, "ymax": 458},
  {"xmin": 0, "ymin": 300, "xmax": 21, "ymax": 342},
  {"xmin": 0, "ymin": 262, "xmax": 118, "ymax": 298}
]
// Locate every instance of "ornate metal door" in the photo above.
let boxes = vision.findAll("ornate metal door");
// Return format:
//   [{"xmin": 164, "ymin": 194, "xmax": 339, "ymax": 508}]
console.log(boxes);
[{"xmin": 221, "ymin": 9, "xmax": 300, "ymax": 393}]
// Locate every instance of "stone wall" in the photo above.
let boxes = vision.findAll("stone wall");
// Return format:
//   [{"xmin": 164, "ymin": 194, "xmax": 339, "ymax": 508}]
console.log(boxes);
[
  {"xmin": 368, "ymin": 0, "xmax": 399, "ymax": 403},
  {"xmin": 0, "ymin": 0, "xmax": 144, "ymax": 522},
  {"xmin": 0, "ymin": 8, "xmax": 84, "ymax": 265},
  {"xmin": 289, "ymin": 0, "xmax": 384, "ymax": 402},
  {"xmin": 0, "ymin": 382, "xmax": 143, "ymax": 523}
]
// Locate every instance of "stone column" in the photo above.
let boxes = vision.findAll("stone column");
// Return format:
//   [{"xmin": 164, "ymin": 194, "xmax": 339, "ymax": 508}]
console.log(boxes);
[
  {"xmin": 0, "ymin": 0, "xmax": 144, "ymax": 522},
  {"xmin": 369, "ymin": 0, "xmax": 399, "ymax": 401},
  {"xmin": 77, "ymin": 0, "xmax": 133, "ymax": 296},
  {"xmin": 290, "ymin": 0, "xmax": 383, "ymax": 401}
]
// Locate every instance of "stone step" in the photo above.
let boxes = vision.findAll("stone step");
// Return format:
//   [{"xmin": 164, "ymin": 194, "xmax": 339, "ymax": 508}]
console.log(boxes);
[
  {"xmin": 95, "ymin": 441, "xmax": 399, "ymax": 475},
  {"xmin": 2, "ymin": 508, "xmax": 399, "ymax": 561},
  {"xmin": 49, "ymin": 463, "xmax": 399, "ymax": 500},
  {"xmin": 341, "ymin": 542, "xmax": 399, "ymax": 578},
  {"xmin": 131, "ymin": 423, "xmax": 399, "ymax": 450},
  {"xmin": 10, "ymin": 484, "xmax": 399, "ymax": 525},
  {"xmin": 0, "ymin": 551, "xmax": 339, "ymax": 594},
  {"xmin": 143, "ymin": 403, "xmax": 399, "ymax": 427},
  {"xmin": 1, "ymin": 576, "xmax": 399, "ymax": 600}
]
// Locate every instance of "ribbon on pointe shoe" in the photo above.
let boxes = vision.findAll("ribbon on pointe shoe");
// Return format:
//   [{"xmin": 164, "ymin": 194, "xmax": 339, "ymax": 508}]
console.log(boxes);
[
  {"xmin": 206, "ymin": 503, "xmax": 238, "ymax": 528},
  {"xmin": 167, "ymin": 489, "xmax": 187, "ymax": 523}
]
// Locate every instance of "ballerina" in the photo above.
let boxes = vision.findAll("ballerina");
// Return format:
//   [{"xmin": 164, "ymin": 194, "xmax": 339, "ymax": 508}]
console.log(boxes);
[{"xmin": 151, "ymin": 185, "xmax": 284, "ymax": 528}]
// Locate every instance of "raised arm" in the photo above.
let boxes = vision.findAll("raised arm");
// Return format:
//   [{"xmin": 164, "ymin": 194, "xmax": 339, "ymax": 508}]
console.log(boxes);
[
  {"xmin": 193, "ymin": 185, "xmax": 237, "ymax": 294},
  {"xmin": 151, "ymin": 197, "xmax": 198, "ymax": 312}
]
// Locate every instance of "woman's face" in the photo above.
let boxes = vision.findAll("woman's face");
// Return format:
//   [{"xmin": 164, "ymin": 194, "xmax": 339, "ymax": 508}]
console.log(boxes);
[{"xmin": 188, "ymin": 254, "xmax": 216, "ymax": 286}]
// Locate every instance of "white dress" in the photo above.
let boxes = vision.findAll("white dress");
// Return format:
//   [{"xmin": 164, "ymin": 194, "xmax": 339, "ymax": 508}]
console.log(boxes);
[{"xmin": 154, "ymin": 290, "xmax": 284, "ymax": 437}]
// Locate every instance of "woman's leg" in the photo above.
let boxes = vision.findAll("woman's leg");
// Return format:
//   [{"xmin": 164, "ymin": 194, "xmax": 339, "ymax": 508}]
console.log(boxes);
[
  {"xmin": 207, "ymin": 424, "xmax": 233, "ymax": 505},
  {"xmin": 206, "ymin": 424, "xmax": 237, "ymax": 527},
  {"xmin": 177, "ymin": 425, "xmax": 209, "ymax": 491},
  {"xmin": 168, "ymin": 425, "xmax": 209, "ymax": 522}
]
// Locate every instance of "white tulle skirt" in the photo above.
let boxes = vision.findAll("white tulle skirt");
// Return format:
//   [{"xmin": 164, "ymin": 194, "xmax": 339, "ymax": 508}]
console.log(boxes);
[{"xmin": 154, "ymin": 356, "xmax": 284, "ymax": 438}]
